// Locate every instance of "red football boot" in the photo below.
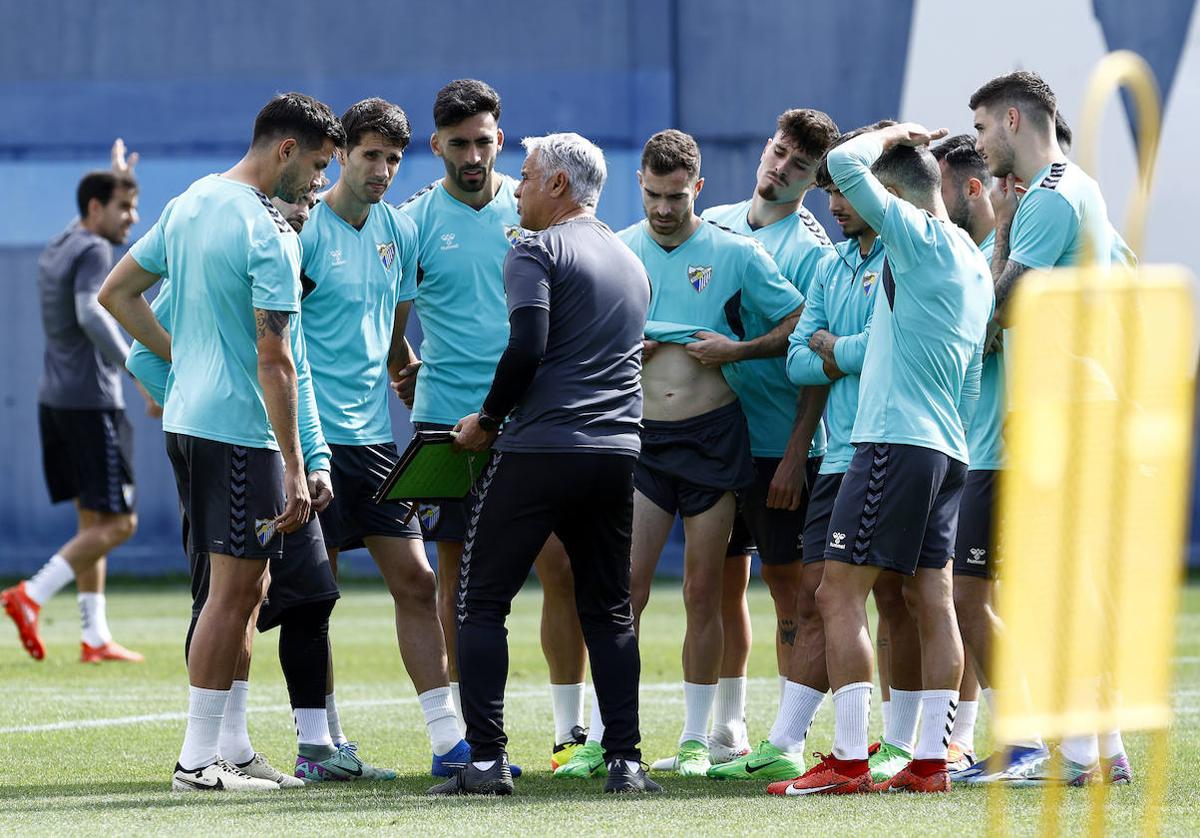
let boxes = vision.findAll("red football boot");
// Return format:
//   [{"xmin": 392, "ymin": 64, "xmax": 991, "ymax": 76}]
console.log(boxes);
[
  {"xmin": 767, "ymin": 752, "xmax": 875, "ymax": 796},
  {"xmin": 2, "ymin": 582, "xmax": 46, "ymax": 660},
  {"xmin": 880, "ymin": 758, "xmax": 951, "ymax": 793}
]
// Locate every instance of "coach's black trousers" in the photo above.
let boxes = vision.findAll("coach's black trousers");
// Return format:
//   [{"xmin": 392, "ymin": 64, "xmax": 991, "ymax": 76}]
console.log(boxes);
[{"xmin": 457, "ymin": 451, "xmax": 642, "ymax": 762}]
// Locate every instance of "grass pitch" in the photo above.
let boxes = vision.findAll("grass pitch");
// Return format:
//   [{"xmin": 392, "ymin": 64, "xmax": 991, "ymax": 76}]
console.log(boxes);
[{"xmin": 1, "ymin": 578, "xmax": 1198, "ymax": 836}]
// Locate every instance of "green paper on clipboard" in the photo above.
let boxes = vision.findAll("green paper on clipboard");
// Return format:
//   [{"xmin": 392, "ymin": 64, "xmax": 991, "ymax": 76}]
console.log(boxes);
[{"xmin": 373, "ymin": 430, "xmax": 491, "ymax": 504}]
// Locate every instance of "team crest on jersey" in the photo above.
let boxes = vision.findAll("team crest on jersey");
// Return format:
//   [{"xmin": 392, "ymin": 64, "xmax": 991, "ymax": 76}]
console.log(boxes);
[
  {"xmin": 862, "ymin": 271, "xmax": 878, "ymax": 295},
  {"xmin": 504, "ymin": 225, "xmax": 525, "ymax": 246},
  {"xmin": 377, "ymin": 241, "xmax": 396, "ymax": 269},
  {"xmin": 687, "ymin": 265, "xmax": 712, "ymax": 293},
  {"xmin": 417, "ymin": 503, "xmax": 441, "ymax": 531},
  {"xmin": 254, "ymin": 518, "xmax": 279, "ymax": 547}
]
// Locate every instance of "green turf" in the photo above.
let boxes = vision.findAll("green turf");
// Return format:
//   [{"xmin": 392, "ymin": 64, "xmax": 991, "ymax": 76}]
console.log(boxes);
[{"xmin": 1, "ymin": 580, "xmax": 1198, "ymax": 836}]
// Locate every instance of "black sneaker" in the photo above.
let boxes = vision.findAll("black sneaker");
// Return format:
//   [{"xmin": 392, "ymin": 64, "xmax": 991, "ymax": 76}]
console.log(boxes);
[
  {"xmin": 604, "ymin": 758, "xmax": 662, "ymax": 793},
  {"xmin": 427, "ymin": 753, "xmax": 515, "ymax": 796}
]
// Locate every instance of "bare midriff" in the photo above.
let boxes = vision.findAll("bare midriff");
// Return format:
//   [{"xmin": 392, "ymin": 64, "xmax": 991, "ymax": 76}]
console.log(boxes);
[{"xmin": 642, "ymin": 343, "xmax": 735, "ymax": 422}]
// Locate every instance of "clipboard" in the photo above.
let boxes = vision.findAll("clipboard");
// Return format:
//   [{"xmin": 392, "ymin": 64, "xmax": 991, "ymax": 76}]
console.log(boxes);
[{"xmin": 373, "ymin": 430, "xmax": 491, "ymax": 505}]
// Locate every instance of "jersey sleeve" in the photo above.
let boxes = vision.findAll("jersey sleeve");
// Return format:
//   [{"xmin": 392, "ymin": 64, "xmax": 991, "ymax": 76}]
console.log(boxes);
[
  {"xmin": 126, "ymin": 341, "xmax": 170, "ymax": 406},
  {"xmin": 291, "ymin": 320, "xmax": 331, "ymax": 474},
  {"xmin": 831, "ymin": 303, "xmax": 873, "ymax": 374},
  {"xmin": 1007, "ymin": 189, "xmax": 1078, "ymax": 270},
  {"xmin": 395, "ymin": 210, "xmax": 420, "ymax": 303},
  {"xmin": 249, "ymin": 217, "xmax": 302, "ymax": 313},
  {"xmin": 957, "ymin": 339, "xmax": 984, "ymax": 439},
  {"xmin": 502, "ymin": 238, "xmax": 553, "ymax": 314},
  {"xmin": 786, "ymin": 265, "xmax": 832, "ymax": 385},
  {"xmin": 741, "ymin": 242, "xmax": 805, "ymax": 322},
  {"xmin": 128, "ymin": 200, "xmax": 173, "ymax": 275},
  {"xmin": 828, "ymin": 133, "xmax": 935, "ymax": 274}
]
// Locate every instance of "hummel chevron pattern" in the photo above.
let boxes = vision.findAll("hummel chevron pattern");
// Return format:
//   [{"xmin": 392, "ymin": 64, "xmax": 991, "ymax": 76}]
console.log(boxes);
[
  {"xmin": 457, "ymin": 453, "xmax": 501, "ymax": 627},
  {"xmin": 853, "ymin": 444, "xmax": 889, "ymax": 564},
  {"xmin": 230, "ymin": 446, "xmax": 248, "ymax": 558}
]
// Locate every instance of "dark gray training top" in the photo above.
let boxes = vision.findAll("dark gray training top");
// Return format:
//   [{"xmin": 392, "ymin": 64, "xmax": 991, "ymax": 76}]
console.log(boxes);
[
  {"xmin": 495, "ymin": 216, "xmax": 651, "ymax": 456},
  {"xmin": 37, "ymin": 222, "xmax": 130, "ymax": 410}
]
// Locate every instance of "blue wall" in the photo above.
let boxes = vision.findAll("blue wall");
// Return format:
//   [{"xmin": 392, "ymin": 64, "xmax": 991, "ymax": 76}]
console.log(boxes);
[{"xmin": 5, "ymin": 0, "xmax": 1196, "ymax": 574}]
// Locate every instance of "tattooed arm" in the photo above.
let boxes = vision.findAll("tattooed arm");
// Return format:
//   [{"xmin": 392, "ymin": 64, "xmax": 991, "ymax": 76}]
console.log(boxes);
[{"xmin": 255, "ymin": 307, "xmax": 310, "ymax": 532}]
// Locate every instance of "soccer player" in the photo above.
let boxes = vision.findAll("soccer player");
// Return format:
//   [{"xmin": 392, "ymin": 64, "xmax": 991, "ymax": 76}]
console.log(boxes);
[
  {"xmin": 100, "ymin": 92, "xmax": 345, "ymax": 791},
  {"xmin": 698, "ymin": 108, "xmax": 838, "ymax": 761},
  {"xmin": 298, "ymin": 97, "xmax": 469, "ymax": 777},
  {"xmin": 125, "ymin": 187, "xmax": 379, "ymax": 787},
  {"xmin": 395, "ymin": 79, "xmax": 586, "ymax": 769},
  {"xmin": 604, "ymin": 129, "xmax": 803, "ymax": 777},
  {"xmin": 970, "ymin": 70, "xmax": 1116, "ymax": 786},
  {"xmin": 711, "ymin": 124, "xmax": 886, "ymax": 782},
  {"xmin": 929, "ymin": 133, "xmax": 1008, "ymax": 776},
  {"xmin": 428, "ymin": 131, "xmax": 655, "ymax": 796},
  {"xmin": 3, "ymin": 146, "xmax": 152, "ymax": 664},
  {"xmin": 776, "ymin": 122, "xmax": 991, "ymax": 796}
]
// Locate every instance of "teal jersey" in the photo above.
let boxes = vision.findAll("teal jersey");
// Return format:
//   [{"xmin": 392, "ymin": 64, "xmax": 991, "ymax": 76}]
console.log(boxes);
[
  {"xmin": 129, "ymin": 175, "xmax": 302, "ymax": 449},
  {"xmin": 967, "ymin": 231, "xmax": 1003, "ymax": 471},
  {"xmin": 397, "ymin": 176, "xmax": 525, "ymax": 425},
  {"xmin": 126, "ymin": 277, "xmax": 331, "ymax": 473},
  {"xmin": 787, "ymin": 237, "xmax": 885, "ymax": 474},
  {"xmin": 299, "ymin": 200, "xmax": 418, "ymax": 445},
  {"xmin": 828, "ymin": 133, "xmax": 993, "ymax": 463},
  {"xmin": 618, "ymin": 219, "xmax": 803, "ymax": 340},
  {"xmin": 701, "ymin": 199, "xmax": 832, "ymax": 458},
  {"xmin": 1111, "ymin": 224, "xmax": 1137, "ymax": 268},
  {"xmin": 1008, "ymin": 161, "xmax": 1113, "ymax": 270}
]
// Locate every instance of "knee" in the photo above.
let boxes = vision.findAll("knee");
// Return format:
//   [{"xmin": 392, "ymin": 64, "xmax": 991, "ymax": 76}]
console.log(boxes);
[
  {"xmin": 761, "ymin": 566, "xmax": 802, "ymax": 611},
  {"xmin": 391, "ymin": 562, "xmax": 438, "ymax": 607},
  {"xmin": 96, "ymin": 512, "xmax": 137, "ymax": 548},
  {"xmin": 814, "ymin": 578, "xmax": 842, "ymax": 622},
  {"xmin": 682, "ymin": 572, "xmax": 721, "ymax": 614},
  {"xmin": 630, "ymin": 585, "xmax": 650, "ymax": 618}
]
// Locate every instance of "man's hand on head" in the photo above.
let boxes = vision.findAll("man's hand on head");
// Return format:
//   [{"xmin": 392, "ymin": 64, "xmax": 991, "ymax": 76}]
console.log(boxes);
[{"xmin": 880, "ymin": 123, "xmax": 949, "ymax": 150}]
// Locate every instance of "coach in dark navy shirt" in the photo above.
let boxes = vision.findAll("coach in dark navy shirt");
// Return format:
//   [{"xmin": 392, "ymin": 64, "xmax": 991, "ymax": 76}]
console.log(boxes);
[{"xmin": 429, "ymin": 132, "xmax": 657, "ymax": 796}]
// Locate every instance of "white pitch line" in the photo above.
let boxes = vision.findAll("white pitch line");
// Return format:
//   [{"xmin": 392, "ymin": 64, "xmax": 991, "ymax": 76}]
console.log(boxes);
[{"xmin": 0, "ymin": 677, "xmax": 778, "ymax": 736}]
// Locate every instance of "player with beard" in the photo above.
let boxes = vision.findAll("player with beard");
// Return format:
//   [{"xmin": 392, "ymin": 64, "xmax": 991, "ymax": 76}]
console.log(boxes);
[
  {"xmin": 697, "ymin": 108, "xmax": 838, "ymax": 763},
  {"xmin": 101, "ymin": 92, "xmax": 344, "ymax": 791},
  {"xmin": 395, "ymin": 80, "xmax": 578, "ymax": 772}
]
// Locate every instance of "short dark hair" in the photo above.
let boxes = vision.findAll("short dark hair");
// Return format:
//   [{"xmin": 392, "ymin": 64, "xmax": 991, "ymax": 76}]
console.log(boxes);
[
  {"xmin": 251, "ymin": 92, "xmax": 346, "ymax": 151},
  {"xmin": 641, "ymin": 129, "xmax": 701, "ymax": 178},
  {"xmin": 931, "ymin": 133, "xmax": 992, "ymax": 187},
  {"xmin": 1055, "ymin": 111, "xmax": 1073, "ymax": 152},
  {"xmin": 814, "ymin": 120, "xmax": 897, "ymax": 189},
  {"xmin": 433, "ymin": 79, "xmax": 501, "ymax": 129},
  {"xmin": 871, "ymin": 143, "xmax": 941, "ymax": 203},
  {"xmin": 76, "ymin": 171, "xmax": 137, "ymax": 217},
  {"xmin": 776, "ymin": 108, "xmax": 840, "ymax": 161},
  {"xmin": 341, "ymin": 98, "xmax": 411, "ymax": 151},
  {"xmin": 968, "ymin": 71, "xmax": 1057, "ymax": 126}
]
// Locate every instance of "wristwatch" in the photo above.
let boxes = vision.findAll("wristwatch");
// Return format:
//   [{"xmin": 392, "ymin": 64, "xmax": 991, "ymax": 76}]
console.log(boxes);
[{"xmin": 477, "ymin": 410, "xmax": 502, "ymax": 433}]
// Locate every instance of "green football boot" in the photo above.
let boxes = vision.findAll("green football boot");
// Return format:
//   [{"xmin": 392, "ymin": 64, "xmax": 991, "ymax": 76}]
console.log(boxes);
[
  {"xmin": 868, "ymin": 740, "xmax": 913, "ymax": 784},
  {"xmin": 676, "ymin": 740, "xmax": 712, "ymax": 777},
  {"xmin": 706, "ymin": 739, "xmax": 806, "ymax": 781},
  {"xmin": 553, "ymin": 740, "xmax": 607, "ymax": 778}
]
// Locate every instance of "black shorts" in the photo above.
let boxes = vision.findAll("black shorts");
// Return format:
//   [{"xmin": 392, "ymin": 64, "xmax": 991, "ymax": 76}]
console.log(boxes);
[
  {"xmin": 38, "ymin": 405, "xmax": 134, "ymax": 514},
  {"xmin": 801, "ymin": 471, "xmax": 845, "ymax": 565},
  {"xmin": 319, "ymin": 442, "xmax": 421, "ymax": 551},
  {"xmin": 165, "ymin": 432, "xmax": 286, "ymax": 560},
  {"xmin": 823, "ymin": 443, "xmax": 968, "ymax": 576},
  {"xmin": 411, "ymin": 422, "xmax": 470, "ymax": 542},
  {"xmin": 187, "ymin": 514, "xmax": 339, "ymax": 632},
  {"xmin": 726, "ymin": 456, "xmax": 823, "ymax": 565},
  {"xmin": 954, "ymin": 470, "xmax": 999, "ymax": 579},
  {"xmin": 634, "ymin": 401, "xmax": 755, "ymax": 518}
]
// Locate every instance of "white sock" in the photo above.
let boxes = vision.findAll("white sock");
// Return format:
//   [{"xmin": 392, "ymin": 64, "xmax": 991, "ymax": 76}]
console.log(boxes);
[
  {"xmin": 449, "ymin": 682, "xmax": 465, "ymax": 737},
  {"xmin": 950, "ymin": 700, "xmax": 979, "ymax": 751},
  {"xmin": 419, "ymin": 687, "xmax": 462, "ymax": 755},
  {"xmin": 77, "ymin": 592, "xmax": 112, "ymax": 647},
  {"xmin": 680, "ymin": 682, "xmax": 717, "ymax": 747},
  {"xmin": 1099, "ymin": 730, "xmax": 1126, "ymax": 759},
  {"xmin": 913, "ymin": 689, "xmax": 959, "ymax": 761},
  {"xmin": 880, "ymin": 700, "xmax": 891, "ymax": 734},
  {"xmin": 26, "ymin": 554, "xmax": 74, "ymax": 605},
  {"xmin": 712, "ymin": 676, "xmax": 747, "ymax": 738},
  {"xmin": 325, "ymin": 692, "xmax": 347, "ymax": 746},
  {"xmin": 178, "ymin": 686, "xmax": 228, "ymax": 771},
  {"xmin": 586, "ymin": 688, "xmax": 605, "ymax": 745},
  {"xmin": 472, "ymin": 760, "xmax": 496, "ymax": 770},
  {"xmin": 885, "ymin": 688, "xmax": 922, "ymax": 753},
  {"xmin": 294, "ymin": 707, "xmax": 333, "ymax": 747},
  {"xmin": 767, "ymin": 681, "xmax": 825, "ymax": 752},
  {"xmin": 218, "ymin": 680, "xmax": 254, "ymax": 764},
  {"xmin": 778, "ymin": 675, "xmax": 788, "ymax": 708},
  {"xmin": 550, "ymin": 682, "xmax": 585, "ymax": 745},
  {"xmin": 1061, "ymin": 734, "xmax": 1100, "ymax": 767},
  {"xmin": 831, "ymin": 682, "xmax": 872, "ymax": 761}
]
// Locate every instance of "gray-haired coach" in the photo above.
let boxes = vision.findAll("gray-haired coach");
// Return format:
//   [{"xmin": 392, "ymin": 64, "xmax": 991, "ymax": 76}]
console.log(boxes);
[{"xmin": 429, "ymin": 133, "xmax": 656, "ymax": 796}]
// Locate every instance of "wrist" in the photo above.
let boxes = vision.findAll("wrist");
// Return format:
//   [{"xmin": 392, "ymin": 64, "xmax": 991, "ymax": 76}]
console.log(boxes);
[{"xmin": 477, "ymin": 409, "xmax": 502, "ymax": 433}]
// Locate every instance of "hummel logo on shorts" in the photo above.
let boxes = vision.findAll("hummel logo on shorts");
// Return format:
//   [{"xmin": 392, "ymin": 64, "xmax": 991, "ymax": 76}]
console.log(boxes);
[{"xmin": 830, "ymin": 532, "xmax": 847, "ymax": 549}]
